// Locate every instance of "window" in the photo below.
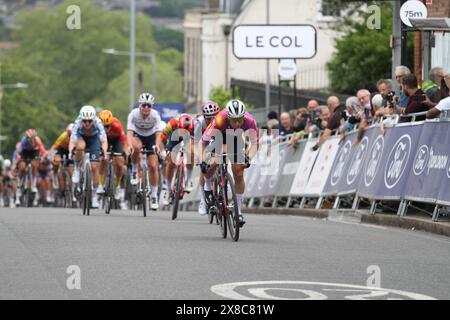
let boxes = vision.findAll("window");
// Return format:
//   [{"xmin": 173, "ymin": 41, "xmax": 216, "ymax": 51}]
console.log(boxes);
[{"xmin": 317, "ymin": 0, "xmax": 342, "ymax": 22}]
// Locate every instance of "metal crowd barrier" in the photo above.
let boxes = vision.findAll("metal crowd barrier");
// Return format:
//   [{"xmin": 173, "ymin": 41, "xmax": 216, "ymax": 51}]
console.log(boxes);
[{"xmin": 178, "ymin": 113, "xmax": 450, "ymax": 222}]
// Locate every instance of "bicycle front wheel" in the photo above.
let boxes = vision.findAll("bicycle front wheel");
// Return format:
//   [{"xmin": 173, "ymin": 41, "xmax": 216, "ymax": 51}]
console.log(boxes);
[
  {"xmin": 214, "ymin": 176, "xmax": 227, "ymax": 239},
  {"xmin": 142, "ymin": 167, "xmax": 148, "ymax": 217},
  {"xmin": 84, "ymin": 164, "xmax": 92, "ymax": 216},
  {"xmin": 171, "ymin": 165, "xmax": 183, "ymax": 220},
  {"xmin": 224, "ymin": 173, "xmax": 240, "ymax": 242}
]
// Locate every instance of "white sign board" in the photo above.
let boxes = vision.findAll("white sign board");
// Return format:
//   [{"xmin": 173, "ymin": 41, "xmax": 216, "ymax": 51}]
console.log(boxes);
[
  {"xmin": 278, "ymin": 59, "xmax": 298, "ymax": 80},
  {"xmin": 289, "ymin": 140, "xmax": 320, "ymax": 195},
  {"xmin": 233, "ymin": 25, "xmax": 317, "ymax": 59},
  {"xmin": 303, "ymin": 136, "xmax": 340, "ymax": 196},
  {"xmin": 400, "ymin": 0, "xmax": 428, "ymax": 27}
]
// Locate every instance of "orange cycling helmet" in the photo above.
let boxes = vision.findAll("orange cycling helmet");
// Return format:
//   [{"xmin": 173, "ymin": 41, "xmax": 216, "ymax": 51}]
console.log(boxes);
[
  {"xmin": 98, "ymin": 110, "xmax": 114, "ymax": 126},
  {"xmin": 178, "ymin": 114, "xmax": 194, "ymax": 132}
]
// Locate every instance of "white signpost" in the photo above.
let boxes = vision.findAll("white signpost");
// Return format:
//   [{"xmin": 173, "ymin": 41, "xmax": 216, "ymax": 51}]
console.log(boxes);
[
  {"xmin": 400, "ymin": 0, "xmax": 428, "ymax": 27},
  {"xmin": 233, "ymin": 25, "xmax": 317, "ymax": 59},
  {"xmin": 278, "ymin": 59, "xmax": 298, "ymax": 80}
]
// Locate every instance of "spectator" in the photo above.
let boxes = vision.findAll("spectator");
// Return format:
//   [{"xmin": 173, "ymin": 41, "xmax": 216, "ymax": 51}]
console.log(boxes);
[
  {"xmin": 267, "ymin": 110, "xmax": 278, "ymax": 121},
  {"xmin": 422, "ymin": 67, "xmax": 444, "ymax": 101},
  {"xmin": 289, "ymin": 108, "xmax": 309, "ymax": 145},
  {"xmin": 374, "ymin": 79, "xmax": 395, "ymax": 120},
  {"xmin": 326, "ymin": 96, "xmax": 340, "ymax": 114},
  {"xmin": 396, "ymin": 73, "xmax": 434, "ymax": 122},
  {"xmin": 312, "ymin": 98, "xmax": 344, "ymax": 150},
  {"xmin": 293, "ymin": 108, "xmax": 308, "ymax": 132},
  {"xmin": 376, "ymin": 79, "xmax": 395, "ymax": 107},
  {"xmin": 395, "ymin": 65, "xmax": 411, "ymax": 108},
  {"xmin": 339, "ymin": 96, "xmax": 360, "ymax": 135},
  {"xmin": 353, "ymin": 89, "xmax": 373, "ymax": 144},
  {"xmin": 278, "ymin": 112, "xmax": 294, "ymax": 136},
  {"xmin": 272, "ymin": 112, "xmax": 293, "ymax": 144},
  {"xmin": 305, "ymin": 99, "xmax": 320, "ymax": 133},
  {"xmin": 259, "ymin": 118, "xmax": 279, "ymax": 150},
  {"xmin": 426, "ymin": 96, "xmax": 450, "ymax": 119},
  {"xmin": 318, "ymin": 105, "xmax": 331, "ymax": 129}
]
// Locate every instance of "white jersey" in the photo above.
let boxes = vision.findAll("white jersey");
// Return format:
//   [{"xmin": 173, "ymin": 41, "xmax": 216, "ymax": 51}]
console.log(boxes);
[
  {"xmin": 194, "ymin": 115, "xmax": 207, "ymax": 142},
  {"xmin": 127, "ymin": 108, "xmax": 162, "ymax": 137}
]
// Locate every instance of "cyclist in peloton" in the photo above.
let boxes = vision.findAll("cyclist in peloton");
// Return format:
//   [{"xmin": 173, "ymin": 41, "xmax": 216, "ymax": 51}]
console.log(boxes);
[
  {"xmin": 50, "ymin": 123, "xmax": 75, "ymax": 202},
  {"xmin": 126, "ymin": 93, "xmax": 162, "ymax": 210},
  {"xmin": 200, "ymin": 100, "xmax": 259, "ymax": 226},
  {"xmin": 14, "ymin": 129, "xmax": 47, "ymax": 204},
  {"xmin": 69, "ymin": 105, "xmax": 108, "ymax": 209},
  {"xmin": 37, "ymin": 153, "xmax": 54, "ymax": 205},
  {"xmin": 194, "ymin": 101, "xmax": 220, "ymax": 216},
  {"xmin": 158, "ymin": 114, "xmax": 195, "ymax": 206},
  {"xmin": 98, "ymin": 110, "xmax": 128, "ymax": 210}
]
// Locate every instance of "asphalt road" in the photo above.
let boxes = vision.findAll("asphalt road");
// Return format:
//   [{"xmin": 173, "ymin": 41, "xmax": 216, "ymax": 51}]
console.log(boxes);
[{"xmin": 0, "ymin": 207, "xmax": 449, "ymax": 300}]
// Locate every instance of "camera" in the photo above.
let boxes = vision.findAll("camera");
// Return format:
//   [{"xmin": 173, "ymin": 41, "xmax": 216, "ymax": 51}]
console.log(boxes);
[{"xmin": 386, "ymin": 91, "xmax": 395, "ymax": 103}]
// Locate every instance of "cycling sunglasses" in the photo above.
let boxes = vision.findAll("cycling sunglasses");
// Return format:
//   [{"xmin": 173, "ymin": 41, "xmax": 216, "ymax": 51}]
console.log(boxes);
[
  {"xmin": 82, "ymin": 119, "xmax": 94, "ymax": 124},
  {"xmin": 230, "ymin": 117, "xmax": 244, "ymax": 125},
  {"xmin": 140, "ymin": 103, "xmax": 153, "ymax": 109}
]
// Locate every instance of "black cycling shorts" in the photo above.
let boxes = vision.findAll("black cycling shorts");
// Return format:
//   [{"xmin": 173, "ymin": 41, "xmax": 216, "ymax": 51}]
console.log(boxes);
[{"xmin": 133, "ymin": 132, "xmax": 156, "ymax": 156}]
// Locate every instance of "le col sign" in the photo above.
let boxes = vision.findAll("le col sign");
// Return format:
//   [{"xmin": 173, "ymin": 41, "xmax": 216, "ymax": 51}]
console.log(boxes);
[{"xmin": 233, "ymin": 25, "xmax": 317, "ymax": 59}]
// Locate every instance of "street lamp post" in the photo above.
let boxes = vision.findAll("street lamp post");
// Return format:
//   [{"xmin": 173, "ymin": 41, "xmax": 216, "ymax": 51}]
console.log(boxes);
[
  {"xmin": 222, "ymin": 24, "xmax": 232, "ymax": 91},
  {"xmin": 102, "ymin": 48, "xmax": 157, "ymax": 109}
]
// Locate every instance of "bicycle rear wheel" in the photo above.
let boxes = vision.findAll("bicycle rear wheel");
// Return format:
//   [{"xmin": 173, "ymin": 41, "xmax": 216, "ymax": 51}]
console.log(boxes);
[
  {"xmin": 26, "ymin": 166, "xmax": 34, "ymax": 207},
  {"xmin": 64, "ymin": 171, "xmax": 73, "ymax": 208},
  {"xmin": 171, "ymin": 165, "xmax": 183, "ymax": 220},
  {"xmin": 141, "ymin": 167, "xmax": 148, "ymax": 217},
  {"xmin": 83, "ymin": 164, "xmax": 92, "ymax": 216},
  {"xmin": 225, "ymin": 173, "xmax": 240, "ymax": 242},
  {"xmin": 105, "ymin": 162, "xmax": 114, "ymax": 214},
  {"xmin": 214, "ymin": 176, "xmax": 227, "ymax": 238}
]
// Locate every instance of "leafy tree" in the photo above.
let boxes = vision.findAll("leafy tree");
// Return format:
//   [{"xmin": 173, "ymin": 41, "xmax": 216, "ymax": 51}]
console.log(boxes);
[
  {"xmin": 1, "ymin": 58, "xmax": 67, "ymax": 156},
  {"xmin": 327, "ymin": 4, "xmax": 413, "ymax": 94},
  {"xmin": 10, "ymin": 0, "xmax": 158, "ymax": 114},
  {"xmin": 91, "ymin": 58, "xmax": 184, "ymax": 123},
  {"xmin": 0, "ymin": 0, "xmax": 184, "ymax": 155},
  {"xmin": 209, "ymin": 86, "xmax": 253, "ymax": 110},
  {"xmin": 153, "ymin": 28, "xmax": 184, "ymax": 52}
]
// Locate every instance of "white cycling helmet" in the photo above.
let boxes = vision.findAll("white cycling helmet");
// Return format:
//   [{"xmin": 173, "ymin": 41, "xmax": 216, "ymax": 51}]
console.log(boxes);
[
  {"xmin": 4, "ymin": 159, "xmax": 11, "ymax": 168},
  {"xmin": 201, "ymin": 101, "xmax": 220, "ymax": 118},
  {"xmin": 225, "ymin": 99, "xmax": 246, "ymax": 118},
  {"xmin": 79, "ymin": 105, "xmax": 96, "ymax": 120},
  {"xmin": 138, "ymin": 92, "xmax": 155, "ymax": 105}
]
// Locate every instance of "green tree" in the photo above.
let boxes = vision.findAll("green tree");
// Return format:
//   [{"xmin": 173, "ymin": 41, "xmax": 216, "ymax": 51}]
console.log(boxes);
[
  {"xmin": 10, "ymin": 0, "xmax": 158, "ymax": 114},
  {"xmin": 153, "ymin": 28, "xmax": 184, "ymax": 52},
  {"xmin": 91, "ymin": 58, "xmax": 184, "ymax": 123},
  {"xmin": 1, "ymin": 0, "xmax": 185, "ymax": 155},
  {"xmin": 1, "ymin": 58, "xmax": 67, "ymax": 156},
  {"xmin": 327, "ymin": 4, "xmax": 413, "ymax": 94},
  {"xmin": 209, "ymin": 86, "xmax": 253, "ymax": 110}
]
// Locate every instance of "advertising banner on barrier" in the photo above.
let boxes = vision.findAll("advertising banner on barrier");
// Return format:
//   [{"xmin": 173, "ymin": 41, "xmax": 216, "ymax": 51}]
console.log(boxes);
[
  {"xmin": 257, "ymin": 142, "xmax": 289, "ymax": 197},
  {"xmin": 403, "ymin": 121, "xmax": 445, "ymax": 203},
  {"xmin": 303, "ymin": 136, "xmax": 340, "ymax": 196},
  {"xmin": 433, "ymin": 122, "xmax": 450, "ymax": 205},
  {"xmin": 357, "ymin": 123, "xmax": 423, "ymax": 200},
  {"xmin": 289, "ymin": 139, "xmax": 319, "ymax": 195},
  {"xmin": 323, "ymin": 130, "xmax": 375, "ymax": 195},
  {"xmin": 276, "ymin": 140, "xmax": 306, "ymax": 196},
  {"xmin": 322, "ymin": 134, "xmax": 355, "ymax": 195}
]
